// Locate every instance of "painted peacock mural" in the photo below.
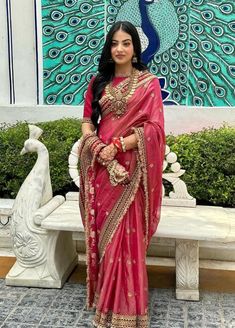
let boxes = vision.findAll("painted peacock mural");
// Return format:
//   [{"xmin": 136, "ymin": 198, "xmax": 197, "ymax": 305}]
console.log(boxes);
[{"xmin": 42, "ymin": 0, "xmax": 235, "ymax": 107}]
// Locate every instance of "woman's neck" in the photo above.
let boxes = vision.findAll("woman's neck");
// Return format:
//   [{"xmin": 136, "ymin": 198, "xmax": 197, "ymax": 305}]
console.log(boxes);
[{"xmin": 114, "ymin": 64, "xmax": 133, "ymax": 77}]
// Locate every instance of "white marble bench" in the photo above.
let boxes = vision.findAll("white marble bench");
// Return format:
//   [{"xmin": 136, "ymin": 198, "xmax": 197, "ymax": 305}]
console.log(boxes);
[
  {"xmin": 0, "ymin": 199, "xmax": 15, "ymax": 256},
  {"xmin": 4, "ymin": 128, "xmax": 235, "ymax": 300},
  {"xmin": 41, "ymin": 192, "xmax": 235, "ymax": 301}
]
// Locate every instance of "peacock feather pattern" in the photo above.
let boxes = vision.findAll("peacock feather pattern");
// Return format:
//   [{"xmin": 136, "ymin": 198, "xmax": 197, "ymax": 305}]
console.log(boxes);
[
  {"xmin": 42, "ymin": 0, "xmax": 235, "ymax": 107},
  {"xmin": 42, "ymin": 0, "xmax": 105, "ymax": 105},
  {"xmin": 188, "ymin": 0, "xmax": 235, "ymax": 107}
]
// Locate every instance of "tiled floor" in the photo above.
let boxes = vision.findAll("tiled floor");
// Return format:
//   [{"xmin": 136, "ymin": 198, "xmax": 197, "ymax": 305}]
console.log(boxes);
[{"xmin": 0, "ymin": 279, "xmax": 234, "ymax": 327}]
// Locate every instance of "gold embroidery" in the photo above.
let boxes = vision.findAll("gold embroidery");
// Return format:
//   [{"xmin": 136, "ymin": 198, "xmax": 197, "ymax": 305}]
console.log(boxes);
[
  {"xmin": 99, "ymin": 78, "xmax": 132, "ymax": 109},
  {"xmin": 93, "ymin": 292, "xmax": 100, "ymax": 307},
  {"xmin": 137, "ymin": 74, "xmax": 156, "ymax": 88},
  {"xmin": 78, "ymin": 135, "xmax": 99, "ymax": 309},
  {"xmin": 100, "ymin": 70, "xmax": 156, "ymax": 119},
  {"xmin": 98, "ymin": 163, "xmax": 142, "ymax": 261},
  {"xmin": 105, "ymin": 68, "xmax": 139, "ymax": 118},
  {"xmin": 93, "ymin": 310, "xmax": 149, "ymax": 328},
  {"xmin": 133, "ymin": 127, "xmax": 150, "ymax": 248},
  {"xmin": 107, "ymin": 159, "xmax": 129, "ymax": 186}
]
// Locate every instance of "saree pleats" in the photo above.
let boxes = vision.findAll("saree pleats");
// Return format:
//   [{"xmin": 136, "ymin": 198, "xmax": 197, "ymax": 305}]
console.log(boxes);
[
  {"xmin": 93, "ymin": 188, "xmax": 148, "ymax": 327},
  {"xmin": 79, "ymin": 70, "xmax": 165, "ymax": 327}
]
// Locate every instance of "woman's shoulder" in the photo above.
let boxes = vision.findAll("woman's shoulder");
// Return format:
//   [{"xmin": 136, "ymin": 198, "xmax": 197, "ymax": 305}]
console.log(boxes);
[
  {"xmin": 88, "ymin": 75, "xmax": 97, "ymax": 85},
  {"xmin": 86, "ymin": 74, "xmax": 98, "ymax": 92},
  {"xmin": 137, "ymin": 69, "xmax": 159, "ymax": 87}
]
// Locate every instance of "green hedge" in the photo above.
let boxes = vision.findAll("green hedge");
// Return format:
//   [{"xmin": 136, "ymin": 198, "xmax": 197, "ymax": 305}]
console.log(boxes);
[
  {"xmin": 0, "ymin": 119, "xmax": 82, "ymax": 198},
  {"xmin": 0, "ymin": 119, "xmax": 234, "ymax": 207},
  {"xmin": 166, "ymin": 126, "xmax": 235, "ymax": 207}
]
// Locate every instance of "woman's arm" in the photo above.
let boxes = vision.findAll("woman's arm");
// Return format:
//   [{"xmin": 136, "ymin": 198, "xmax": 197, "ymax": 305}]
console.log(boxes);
[
  {"xmin": 123, "ymin": 133, "xmax": 137, "ymax": 150},
  {"xmin": 99, "ymin": 133, "xmax": 137, "ymax": 162},
  {"xmin": 82, "ymin": 122, "xmax": 95, "ymax": 136},
  {"xmin": 82, "ymin": 76, "xmax": 96, "ymax": 136}
]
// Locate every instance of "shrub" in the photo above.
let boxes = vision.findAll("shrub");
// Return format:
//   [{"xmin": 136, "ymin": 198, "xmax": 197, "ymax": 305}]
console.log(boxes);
[
  {"xmin": 0, "ymin": 119, "xmax": 82, "ymax": 198},
  {"xmin": 0, "ymin": 120, "xmax": 234, "ymax": 207},
  {"xmin": 166, "ymin": 126, "xmax": 235, "ymax": 207}
]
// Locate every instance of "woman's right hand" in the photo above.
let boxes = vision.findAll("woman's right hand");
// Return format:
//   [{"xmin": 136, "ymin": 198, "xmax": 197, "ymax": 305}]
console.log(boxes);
[{"xmin": 99, "ymin": 143, "xmax": 118, "ymax": 162}]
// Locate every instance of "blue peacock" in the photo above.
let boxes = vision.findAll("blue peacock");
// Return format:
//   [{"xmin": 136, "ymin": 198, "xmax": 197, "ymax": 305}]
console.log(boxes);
[{"xmin": 42, "ymin": 0, "xmax": 235, "ymax": 107}]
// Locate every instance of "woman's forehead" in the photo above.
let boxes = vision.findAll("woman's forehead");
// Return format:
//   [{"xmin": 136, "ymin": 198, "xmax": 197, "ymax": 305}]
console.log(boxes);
[{"xmin": 112, "ymin": 29, "xmax": 132, "ymax": 41}]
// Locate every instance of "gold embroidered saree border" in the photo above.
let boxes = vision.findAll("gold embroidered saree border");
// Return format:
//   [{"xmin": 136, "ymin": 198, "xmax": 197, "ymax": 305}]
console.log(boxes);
[
  {"xmin": 93, "ymin": 309, "xmax": 149, "ymax": 328},
  {"xmin": 98, "ymin": 162, "xmax": 142, "ymax": 261},
  {"xmin": 133, "ymin": 127, "xmax": 150, "ymax": 247},
  {"xmin": 78, "ymin": 136, "xmax": 95, "ymax": 309},
  {"xmin": 137, "ymin": 74, "xmax": 156, "ymax": 88}
]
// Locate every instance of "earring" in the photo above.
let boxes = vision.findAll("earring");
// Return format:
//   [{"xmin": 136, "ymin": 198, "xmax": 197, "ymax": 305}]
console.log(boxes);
[
  {"xmin": 132, "ymin": 56, "xmax": 137, "ymax": 63},
  {"xmin": 108, "ymin": 58, "xmax": 114, "ymax": 63}
]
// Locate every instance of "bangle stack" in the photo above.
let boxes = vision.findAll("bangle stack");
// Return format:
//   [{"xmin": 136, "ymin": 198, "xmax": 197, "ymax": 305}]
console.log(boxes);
[
  {"xmin": 112, "ymin": 137, "xmax": 126, "ymax": 152},
  {"xmin": 87, "ymin": 134, "xmax": 106, "ymax": 156}
]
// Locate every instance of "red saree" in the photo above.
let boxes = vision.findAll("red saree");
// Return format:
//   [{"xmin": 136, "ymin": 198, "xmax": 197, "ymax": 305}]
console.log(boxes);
[{"xmin": 79, "ymin": 69, "xmax": 165, "ymax": 328}]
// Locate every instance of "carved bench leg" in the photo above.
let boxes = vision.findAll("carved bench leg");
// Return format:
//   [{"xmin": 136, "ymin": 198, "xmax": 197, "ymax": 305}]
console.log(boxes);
[
  {"xmin": 175, "ymin": 239, "xmax": 199, "ymax": 301},
  {"xmin": 6, "ymin": 231, "xmax": 77, "ymax": 288},
  {"xmin": 46, "ymin": 231, "xmax": 78, "ymax": 288}
]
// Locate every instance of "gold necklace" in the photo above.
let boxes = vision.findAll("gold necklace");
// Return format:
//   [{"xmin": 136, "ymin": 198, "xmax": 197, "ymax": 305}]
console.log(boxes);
[{"xmin": 106, "ymin": 68, "xmax": 139, "ymax": 118}]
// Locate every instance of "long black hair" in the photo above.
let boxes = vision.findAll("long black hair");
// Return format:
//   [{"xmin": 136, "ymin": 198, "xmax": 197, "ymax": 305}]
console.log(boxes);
[{"xmin": 91, "ymin": 21, "xmax": 147, "ymax": 128}]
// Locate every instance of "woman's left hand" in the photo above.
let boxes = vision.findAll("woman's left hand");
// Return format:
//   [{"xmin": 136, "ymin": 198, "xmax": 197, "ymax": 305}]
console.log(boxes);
[{"xmin": 99, "ymin": 143, "xmax": 118, "ymax": 162}]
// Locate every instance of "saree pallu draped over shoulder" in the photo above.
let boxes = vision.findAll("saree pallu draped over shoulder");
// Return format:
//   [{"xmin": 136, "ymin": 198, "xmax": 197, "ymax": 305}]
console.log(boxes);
[{"xmin": 79, "ymin": 70, "xmax": 165, "ymax": 328}]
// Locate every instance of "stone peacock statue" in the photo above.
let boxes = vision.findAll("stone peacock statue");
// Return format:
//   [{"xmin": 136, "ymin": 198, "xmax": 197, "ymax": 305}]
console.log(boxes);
[{"xmin": 6, "ymin": 124, "xmax": 76, "ymax": 288}]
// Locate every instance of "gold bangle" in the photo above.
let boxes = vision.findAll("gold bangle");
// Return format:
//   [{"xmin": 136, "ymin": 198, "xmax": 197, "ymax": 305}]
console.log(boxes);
[{"xmin": 120, "ymin": 137, "xmax": 126, "ymax": 152}]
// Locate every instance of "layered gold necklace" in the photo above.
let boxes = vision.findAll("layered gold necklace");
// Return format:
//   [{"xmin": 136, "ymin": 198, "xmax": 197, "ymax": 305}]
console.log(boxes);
[{"xmin": 105, "ymin": 68, "xmax": 139, "ymax": 118}]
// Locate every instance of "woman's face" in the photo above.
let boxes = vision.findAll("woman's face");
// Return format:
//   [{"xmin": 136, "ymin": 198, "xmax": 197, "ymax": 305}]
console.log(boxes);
[{"xmin": 110, "ymin": 29, "xmax": 134, "ymax": 67}]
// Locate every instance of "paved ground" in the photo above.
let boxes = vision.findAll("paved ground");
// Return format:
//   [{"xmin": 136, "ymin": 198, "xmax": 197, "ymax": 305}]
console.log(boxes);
[{"xmin": 0, "ymin": 279, "xmax": 234, "ymax": 328}]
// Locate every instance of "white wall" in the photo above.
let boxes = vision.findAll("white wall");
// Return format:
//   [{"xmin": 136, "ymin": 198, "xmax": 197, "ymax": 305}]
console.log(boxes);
[
  {"xmin": 0, "ymin": 105, "xmax": 234, "ymax": 136},
  {"xmin": 11, "ymin": 0, "xmax": 37, "ymax": 104},
  {"xmin": 0, "ymin": 1, "xmax": 234, "ymax": 135},
  {"xmin": 0, "ymin": 0, "xmax": 37, "ymax": 106},
  {"xmin": 0, "ymin": 0, "xmax": 10, "ymax": 104}
]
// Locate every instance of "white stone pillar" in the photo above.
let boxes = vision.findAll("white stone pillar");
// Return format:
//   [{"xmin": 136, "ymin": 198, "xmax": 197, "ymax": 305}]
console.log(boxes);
[{"xmin": 175, "ymin": 239, "xmax": 199, "ymax": 301}]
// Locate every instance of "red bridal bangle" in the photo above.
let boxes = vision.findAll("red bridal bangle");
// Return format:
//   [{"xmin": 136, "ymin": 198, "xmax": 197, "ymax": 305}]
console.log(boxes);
[{"xmin": 112, "ymin": 137, "xmax": 122, "ymax": 152}]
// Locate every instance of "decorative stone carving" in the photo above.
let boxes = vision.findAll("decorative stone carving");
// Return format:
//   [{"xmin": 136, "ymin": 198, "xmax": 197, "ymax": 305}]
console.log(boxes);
[
  {"xmin": 0, "ymin": 216, "xmax": 10, "ymax": 227},
  {"xmin": 68, "ymin": 141, "xmax": 195, "ymax": 206},
  {"xmin": 68, "ymin": 140, "xmax": 80, "ymax": 188},
  {"xmin": 163, "ymin": 145, "xmax": 196, "ymax": 207},
  {"xmin": 0, "ymin": 200, "xmax": 14, "ymax": 252},
  {"xmin": 6, "ymin": 125, "xmax": 77, "ymax": 288},
  {"xmin": 0, "ymin": 199, "xmax": 14, "ymax": 229},
  {"xmin": 175, "ymin": 239, "xmax": 199, "ymax": 301}
]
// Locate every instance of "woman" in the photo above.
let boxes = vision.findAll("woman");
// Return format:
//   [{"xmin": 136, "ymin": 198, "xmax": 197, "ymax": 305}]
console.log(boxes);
[{"xmin": 79, "ymin": 21, "xmax": 165, "ymax": 328}]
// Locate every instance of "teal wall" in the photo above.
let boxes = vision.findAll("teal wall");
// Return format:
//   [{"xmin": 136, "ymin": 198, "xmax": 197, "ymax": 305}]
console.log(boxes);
[{"xmin": 42, "ymin": 0, "xmax": 235, "ymax": 107}]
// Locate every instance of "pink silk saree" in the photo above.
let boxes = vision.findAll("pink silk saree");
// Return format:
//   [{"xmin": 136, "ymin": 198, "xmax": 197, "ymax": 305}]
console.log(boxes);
[{"xmin": 79, "ymin": 70, "xmax": 165, "ymax": 328}]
